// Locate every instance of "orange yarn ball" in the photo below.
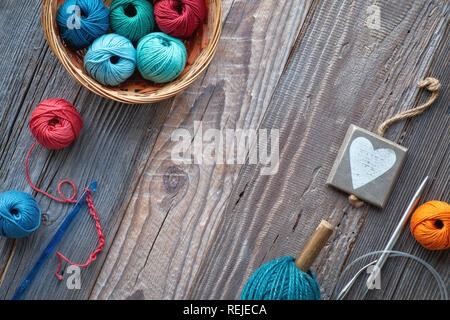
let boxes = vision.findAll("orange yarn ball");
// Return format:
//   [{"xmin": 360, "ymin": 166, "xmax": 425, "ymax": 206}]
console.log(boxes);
[{"xmin": 410, "ymin": 201, "xmax": 450, "ymax": 250}]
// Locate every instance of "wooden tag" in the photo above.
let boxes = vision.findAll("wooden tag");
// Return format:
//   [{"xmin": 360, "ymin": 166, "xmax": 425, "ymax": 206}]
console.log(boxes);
[{"xmin": 327, "ymin": 125, "xmax": 407, "ymax": 208}]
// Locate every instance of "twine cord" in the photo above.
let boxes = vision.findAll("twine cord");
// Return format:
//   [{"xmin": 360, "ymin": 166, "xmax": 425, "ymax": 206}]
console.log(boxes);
[{"xmin": 377, "ymin": 77, "xmax": 441, "ymax": 137}]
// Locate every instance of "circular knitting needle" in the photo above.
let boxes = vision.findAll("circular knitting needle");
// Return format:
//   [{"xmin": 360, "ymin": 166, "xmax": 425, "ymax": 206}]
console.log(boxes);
[{"xmin": 336, "ymin": 176, "xmax": 429, "ymax": 300}]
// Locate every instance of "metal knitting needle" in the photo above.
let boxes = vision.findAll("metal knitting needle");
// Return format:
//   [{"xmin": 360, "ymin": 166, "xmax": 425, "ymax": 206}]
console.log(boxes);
[
  {"xmin": 12, "ymin": 180, "xmax": 97, "ymax": 300},
  {"xmin": 337, "ymin": 176, "xmax": 429, "ymax": 300}
]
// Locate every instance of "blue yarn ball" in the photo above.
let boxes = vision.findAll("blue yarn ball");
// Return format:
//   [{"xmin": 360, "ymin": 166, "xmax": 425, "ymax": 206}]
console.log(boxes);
[
  {"xmin": 0, "ymin": 191, "xmax": 41, "ymax": 238},
  {"xmin": 110, "ymin": 0, "xmax": 156, "ymax": 43},
  {"xmin": 84, "ymin": 33, "xmax": 137, "ymax": 86},
  {"xmin": 240, "ymin": 256, "xmax": 321, "ymax": 300},
  {"xmin": 137, "ymin": 32, "xmax": 187, "ymax": 83},
  {"xmin": 56, "ymin": 0, "xmax": 110, "ymax": 49}
]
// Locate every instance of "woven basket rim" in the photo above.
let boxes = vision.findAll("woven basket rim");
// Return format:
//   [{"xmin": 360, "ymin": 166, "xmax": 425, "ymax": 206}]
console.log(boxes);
[{"xmin": 41, "ymin": 0, "xmax": 222, "ymax": 104}]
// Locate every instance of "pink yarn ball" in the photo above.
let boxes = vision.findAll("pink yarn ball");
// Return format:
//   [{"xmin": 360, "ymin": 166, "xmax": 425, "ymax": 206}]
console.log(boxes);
[{"xmin": 29, "ymin": 99, "xmax": 83, "ymax": 149}]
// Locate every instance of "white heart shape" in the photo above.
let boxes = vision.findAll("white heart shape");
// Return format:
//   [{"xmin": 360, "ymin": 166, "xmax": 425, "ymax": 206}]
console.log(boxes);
[{"xmin": 349, "ymin": 137, "xmax": 396, "ymax": 189}]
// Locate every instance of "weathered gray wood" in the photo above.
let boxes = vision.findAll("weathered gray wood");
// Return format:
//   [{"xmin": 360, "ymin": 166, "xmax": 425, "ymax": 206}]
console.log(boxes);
[
  {"xmin": 91, "ymin": 0, "xmax": 315, "ymax": 299},
  {"xmin": 186, "ymin": 0, "xmax": 448, "ymax": 300},
  {"xmin": 1, "ymin": 0, "xmax": 448, "ymax": 301},
  {"xmin": 336, "ymin": 24, "xmax": 449, "ymax": 300},
  {"xmin": 0, "ymin": 0, "xmax": 171, "ymax": 299}
]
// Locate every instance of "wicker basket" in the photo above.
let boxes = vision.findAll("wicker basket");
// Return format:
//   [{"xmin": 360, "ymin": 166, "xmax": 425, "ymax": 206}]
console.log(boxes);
[{"xmin": 41, "ymin": 0, "xmax": 222, "ymax": 104}]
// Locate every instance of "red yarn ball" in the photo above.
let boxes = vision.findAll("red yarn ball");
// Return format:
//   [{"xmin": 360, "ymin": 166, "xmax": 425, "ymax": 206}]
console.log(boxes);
[
  {"xmin": 29, "ymin": 99, "xmax": 83, "ymax": 150},
  {"xmin": 153, "ymin": 0, "xmax": 206, "ymax": 39}
]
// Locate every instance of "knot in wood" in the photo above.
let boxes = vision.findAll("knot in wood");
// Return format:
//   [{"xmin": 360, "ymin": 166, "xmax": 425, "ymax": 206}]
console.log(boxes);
[{"xmin": 163, "ymin": 165, "xmax": 187, "ymax": 193}]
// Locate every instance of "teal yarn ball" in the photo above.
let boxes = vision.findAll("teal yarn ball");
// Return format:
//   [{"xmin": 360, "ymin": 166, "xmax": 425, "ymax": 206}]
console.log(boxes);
[
  {"xmin": 84, "ymin": 33, "xmax": 137, "ymax": 86},
  {"xmin": 137, "ymin": 32, "xmax": 187, "ymax": 83},
  {"xmin": 56, "ymin": 0, "xmax": 110, "ymax": 49},
  {"xmin": 0, "ymin": 191, "xmax": 41, "ymax": 238},
  {"xmin": 240, "ymin": 256, "xmax": 321, "ymax": 300},
  {"xmin": 110, "ymin": 0, "xmax": 156, "ymax": 43}
]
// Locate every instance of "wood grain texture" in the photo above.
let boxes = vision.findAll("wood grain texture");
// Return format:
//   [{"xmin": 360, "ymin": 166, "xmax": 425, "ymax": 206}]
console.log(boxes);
[
  {"xmin": 0, "ymin": 0, "xmax": 171, "ymax": 299},
  {"xmin": 336, "ymin": 23, "xmax": 449, "ymax": 300},
  {"xmin": 186, "ymin": 0, "xmax": 448, "ymax": 300},
  {"xmin": 91, "ymin": 0, "xmax": 315, "ymax": 299},
  {"xmin": 1, "ymin": 0, "xmax": 448, "ymax": 301}
]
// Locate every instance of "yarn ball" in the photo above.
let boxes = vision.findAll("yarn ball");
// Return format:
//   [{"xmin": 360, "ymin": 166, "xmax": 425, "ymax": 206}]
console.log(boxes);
[
  {"xmin": 29, "ymin": 99, "xmax": 83, "ymax": 150},
  {"xmin": 410, "ymin": 200, "xmax": 450, "ymax": 250},
  {"xmin": 153, "ymin": 0, "xmax": 206, "ymax": 38},
  {"xmin": 240, "ymin": 256, "xmax": 321, "ymax": 300},
  {"xmin": 56, "ymin": 0, "xmax": 110, "ymax": 49},
  {"xmin": 84, "ymin": 34, "xmax": 137, "ymax": 86},
  {"xmin": 110, "ymin": 0, "xmax": 156, "ymax": 43},
  {"xmin": 136, "ymin": 32, "xmax": 187, "ymax": 83},
  {"xmin": 0, "ymin": 191, "xmax": 41, "ymax": 238}
]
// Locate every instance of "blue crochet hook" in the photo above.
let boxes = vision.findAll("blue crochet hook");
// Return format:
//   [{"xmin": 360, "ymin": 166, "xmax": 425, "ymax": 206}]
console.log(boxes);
[{"xmin": 12, "ymin": 180, "xmax": 97, "ymax": 300}]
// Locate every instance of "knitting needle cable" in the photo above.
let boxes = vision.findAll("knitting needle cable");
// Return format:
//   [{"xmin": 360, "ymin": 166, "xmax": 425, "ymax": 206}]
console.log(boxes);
[
  {"xmin": 334, "ymin": 250, "xmax": 448, "ymax": 300},
  {"xmin": 12, "ymin": 180, "xmax": 97, "ymax": 300}
]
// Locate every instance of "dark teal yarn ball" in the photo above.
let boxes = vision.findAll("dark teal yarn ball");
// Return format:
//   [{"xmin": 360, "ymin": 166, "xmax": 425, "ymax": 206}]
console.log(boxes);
[
  {"xmin": 0, "ymin": 191, "xmax": 41, "ymax": 238},
  {"xmin": 110, "ymin": 0, "xmax": 156, "ymax": 43},
  {"xmin": 84, "ymin": 33, "xmax": 137, "ymax": 86},
  {"xmin": 137, "ymin": 32, "xmax": 187, "ymax": 83},
  {"xmin": 240, "ymin": 256, "xmax": 321, "ymax": 300},
  {"xmin": 56, "ymin": 0, "xmax": 110, "ymax": 49}
]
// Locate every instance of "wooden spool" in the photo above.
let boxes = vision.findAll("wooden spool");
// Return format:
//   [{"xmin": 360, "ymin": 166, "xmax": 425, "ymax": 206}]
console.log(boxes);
[
  {"xmin": 295, "ymin": 220, "xmax": 334, "ymax": 272},
  {"xmin": 41, "ymin": 0, "xmax": 222, "ymax": 104}
]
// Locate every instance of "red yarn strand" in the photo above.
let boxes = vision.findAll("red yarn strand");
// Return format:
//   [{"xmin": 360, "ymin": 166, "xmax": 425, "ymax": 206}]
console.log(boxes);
[
  {"xmin": 25, "ymin": 141, "xmax": 78, "ymax": 203},
  {"xmin": 26, "ymin": 98, "xmax": 103, "ymax": 280},
  {"xmin": 55, "ymin": 188, "xmax": 105, "ymax": 280}
]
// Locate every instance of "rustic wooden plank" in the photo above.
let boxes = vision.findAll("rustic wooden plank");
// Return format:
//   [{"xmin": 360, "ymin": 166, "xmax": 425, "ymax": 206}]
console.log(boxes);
[
  {"xmin": 186, "ymin": 0, "xmax": 448, "ymax": 299},
  {"xmin": 0, "ymin": 0, "xmax": 171, "ymax": 299},
  {"xmin": 91, "ymin": 0, "xmax": 315, "ymax": 299},
  {"xmin": 334, "ymin": 24, "xmax": 449, "ymax": 300}
]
